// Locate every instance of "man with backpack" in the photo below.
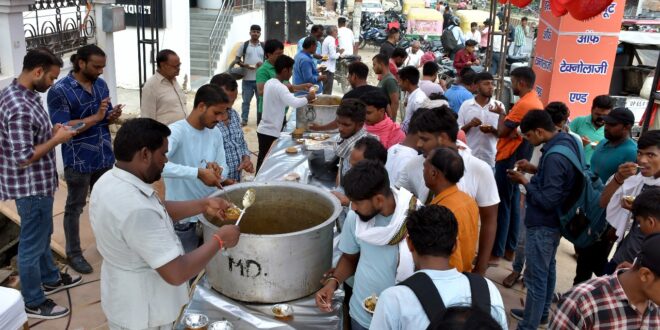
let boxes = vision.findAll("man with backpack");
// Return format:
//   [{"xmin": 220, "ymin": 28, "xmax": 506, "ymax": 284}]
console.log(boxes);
[
  {"xmin": 370, "ymin": 205, "xmax": 507, "ymax": 330},
  {"xmin": 442, "ymin": 17, "xmax": 465, "ymax": 60},
  {"xmin": 236, "ymin": 25, "xmax": 264, "ymax": 126},
  {"xmin": 506, "ymin": 110, "xmax": 583, "ymax": 329}
]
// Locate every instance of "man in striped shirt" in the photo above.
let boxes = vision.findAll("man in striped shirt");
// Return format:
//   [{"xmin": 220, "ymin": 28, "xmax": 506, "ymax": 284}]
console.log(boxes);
[
  {"xmin": 0, "ymin": 48, "xmax": 81, "ymax": 319},
  {"xmin": 512, "ymin": 17, "xmax": 529, "ymax": 57}
]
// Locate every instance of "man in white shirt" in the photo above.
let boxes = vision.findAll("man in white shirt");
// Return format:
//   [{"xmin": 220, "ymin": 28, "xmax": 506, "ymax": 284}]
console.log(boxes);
[
  {"xmin": 337, "ymin": 17, "xmax": 355, "ymax": 56},
  {"xmin": 467, "ymin": 22, "xmax": 481, "ymax": 43},
  {"xmin": 488, "ymin": 26, "xmax": 504, "ymax": 75},
  {"xmin": 321, "ymin": 26, "xmax": 344, "ymax": 95},
  {"xmin": 236, "ymin": 25, "xmax": 264, "ymax": 126},
  {"xmin": 398, "ymin": 66, "xmax": 428, "ymax": 133},
  {"xmin": 257, "ymin": 55, "xmax": 315, "ymax": 169},
  {"xmin": 457, "ymin": 72, "xmax": 501, "ymax": 168},
  {"xmin": 396, "ymin": 106, "xmax": 500, "ymax": 275},
  {"xmin": 404, "ymin": 41, "xmax": 423, "ymax": 68},
  {"xmin": 370, "ymin": 205, "xmax": 507, "ymax": 330},
  {"xmin": 418, "ymin": 61, "xmax": 444, "ymax": 98},
  {"xmin": 90, "ymin": 118, "xmax": 240, "ymax": 330},
  {"xmin": 161, "ymin": 84, "xmax": 231, "ymax": 253}
]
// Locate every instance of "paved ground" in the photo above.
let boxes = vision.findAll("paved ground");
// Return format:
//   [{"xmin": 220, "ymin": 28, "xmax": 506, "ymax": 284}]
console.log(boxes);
[{"xmin": 4, "ymin": 45, "xmax": 579, "ymax": 330}]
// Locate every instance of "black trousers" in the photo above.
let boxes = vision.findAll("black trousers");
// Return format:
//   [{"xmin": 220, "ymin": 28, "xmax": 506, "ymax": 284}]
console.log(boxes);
[
  {"xmin": 257, "ymin": 132, "xmax": 278, "ymax": 172},
  {"xmin": 573, "ymin": 237, "xmax": 614, "ymax": 285}
]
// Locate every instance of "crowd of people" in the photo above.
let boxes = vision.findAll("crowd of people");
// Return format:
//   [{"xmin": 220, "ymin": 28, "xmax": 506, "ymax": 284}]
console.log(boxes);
[{"xmin": 0, "ymin": 11, "xmax": 658, "ymax": 330}]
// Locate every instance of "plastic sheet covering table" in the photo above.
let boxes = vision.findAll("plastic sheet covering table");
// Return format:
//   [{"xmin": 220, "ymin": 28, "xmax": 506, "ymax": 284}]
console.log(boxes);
[
  {"xmin": 0, "ymin": 287, "xmax": 27, "ymax": 330},
  {"xmin": 174, "ymin": 277, "xmax": 344, "ymax": 329},
  {"xmin": 255, "ymin": 132, "xmax": 338, "ymax": 191}
]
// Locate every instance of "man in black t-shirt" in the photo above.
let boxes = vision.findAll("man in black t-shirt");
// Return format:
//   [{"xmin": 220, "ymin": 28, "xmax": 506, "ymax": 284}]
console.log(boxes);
[
  {"xmin": 343, "ymin": 61, "xmax": 382, "ymax": 100},
  {"xmin": 379, "ymin": 28, "xmax": 400, "ymax": 59}
]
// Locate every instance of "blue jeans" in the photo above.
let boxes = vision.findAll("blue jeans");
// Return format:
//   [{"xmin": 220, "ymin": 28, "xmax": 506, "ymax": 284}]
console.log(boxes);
[
  {"xmin": 241, "ymin": 80, "xmax": 257, "ymax": 123},
  {"xmin": 174, "ymin": 222, "xmax": 200, "ymax": 254},
  {"xmin": 518, "ymin": 226, "xmax": 561, "ymax": 330},
  {"xmin": 16, "ymin": 196, "xmax": 60, "ymax": 306},
  {"xmin": 493, "ymin": 142, "xmax": 532, "ymax": 257},
  {"xmin": 512, "ymin": 202, "xmax": 527, "ymax": 273},
  {"xmin": 490, "ymin": 52, "xmax": 501, "ymax": 75},
  {"xmin": 63, "ymin": 167, "xmax": 110, "ymax": 258},
  {"xmin": 351, "ymin": 318, "xmax": 369, "ymax": 330}
]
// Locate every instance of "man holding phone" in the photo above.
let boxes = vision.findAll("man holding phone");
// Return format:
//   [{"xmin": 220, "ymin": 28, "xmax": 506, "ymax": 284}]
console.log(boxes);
[{"xmin": 48, "ymin": 45, "xmax": 122, "ymax": 274}]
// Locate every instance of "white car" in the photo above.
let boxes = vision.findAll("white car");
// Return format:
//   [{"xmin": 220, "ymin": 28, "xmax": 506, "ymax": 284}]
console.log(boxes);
[{"xmin": 361, "ymin": 0, "xmax": 385, "ymax": 14}]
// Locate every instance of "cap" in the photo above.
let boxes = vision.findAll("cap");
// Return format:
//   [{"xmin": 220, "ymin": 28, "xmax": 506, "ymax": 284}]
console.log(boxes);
[
  {"xmin": 636, "ymin": 233, "xmax": 660, "ymax": 275},
  {"xmin": 602, "ymin": 107, "xmax": 635, "ymax": 125}
]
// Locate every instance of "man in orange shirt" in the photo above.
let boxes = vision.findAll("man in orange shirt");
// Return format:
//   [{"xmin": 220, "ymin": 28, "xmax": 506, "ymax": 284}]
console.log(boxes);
[
  {"xmin": 424, "ymin": 147, "xmax": 480, "ymax": 272},
  {"xmin": 489, "ymin": 67, "xmax": 543, "ymax": 265}
]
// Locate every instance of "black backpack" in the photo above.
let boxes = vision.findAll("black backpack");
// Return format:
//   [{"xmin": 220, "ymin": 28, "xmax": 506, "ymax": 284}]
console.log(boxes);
[
  {"xmin": 398, "ymin": 272, "xmax": 491, "ymax": 330},
  {"xmin": 441, "ymin": 26, "xmax": 459, "ymax": 53}
]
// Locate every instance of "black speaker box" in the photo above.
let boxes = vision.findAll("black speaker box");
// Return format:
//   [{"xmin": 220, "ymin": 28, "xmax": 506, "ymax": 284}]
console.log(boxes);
[
  {"xmin": 265, "ymin": 0, "xmax": 286, "ymax": 42},
  {"xmin": 287, "ymin": 0, "xmax": 307, "ymax": 43}
]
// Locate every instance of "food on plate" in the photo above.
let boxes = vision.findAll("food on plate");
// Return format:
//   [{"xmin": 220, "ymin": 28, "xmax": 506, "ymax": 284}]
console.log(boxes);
[
  {"xmin": 272, "ymin": 304, "xmax": 294, "ymax": 319},
  {"xmin": 622, "ymin": 195, "xmax": 636, "ymax": 203},
  {"xmin": 292, "ymin": 127, "xmax": 305, "ymax": 139},
  {"xmin": 284, "ymin": 172, "xmax": 300, "ymax": 181}
]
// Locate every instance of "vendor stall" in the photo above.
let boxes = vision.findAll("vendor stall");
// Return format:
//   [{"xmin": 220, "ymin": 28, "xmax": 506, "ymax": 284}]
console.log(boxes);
[{"xmin": 407, "ymin": 8, "xmax": 444, "ymax": 36}]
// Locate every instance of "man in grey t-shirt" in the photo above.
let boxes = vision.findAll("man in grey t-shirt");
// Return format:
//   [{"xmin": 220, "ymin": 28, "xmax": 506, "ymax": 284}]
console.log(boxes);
[{"xmin": 237, "ymin": 24, "xmax": 264, "ymax": 126}]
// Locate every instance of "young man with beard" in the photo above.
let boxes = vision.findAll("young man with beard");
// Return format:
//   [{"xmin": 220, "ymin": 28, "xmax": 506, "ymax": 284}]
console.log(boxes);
[
  {"xmin": 591, "ymin": 107, "xmax": 638, "ymax": 184},
  {"xmin": 600, "ymin": 130, "xmax": 660, "ymax": 273},
  {"xmin": 569, "ymin": 95, "xmax": 613, "ymax": 163},
  {"xmin": 1, "ymin": 48, "xmax": 78, "ymax": 319},
  {"xmin": 397, "ymin": 106, "xmax": 500, "ymax": 275},
  {"xmin": 390, "ymin": 47, "xmax": 408, "ymax": 76},
  {"xmin": 569, "ymin": 108, "xmax": 638, "ymax": 285},
  {"xmin": 210, "ymin": 73, "xmax": 254, "ymax": 183},
  {"xmin": 489, "ymin": 67, "xmax": 542, "ymax": 265},
  {"xmin": 48, "ymin": 45, "xmax": 123, "ymax": 274},
  {"xmin": 335, "ymin": 99, "xmax": 370, "ymax": 181},
  {"xmin": 507, "ymin": 110, "xmax": 582, "ymax": 329},
  {"xmin": 373, "ymin": 54, "xmax": 400, "ymax": 119},
  {"xmin": 315, "ymin": 160, "xmax": 421, "ymax": 330},
  {"xmin": 370, "ymin": 205, "xmax": 507, "ymax": 330},
  {"xmin": 360, "ymin": 90, "xmax": 405, "ymax": 149},
  {"xmin": 90, "ymin": 118, "xmax": 240, "ymax": 329},
  {"xmin": 161, "ymin": 84, "xmax": 231, "ymax": 253},
  {"xmin": 457, "ymin": 72, "xmax": 501, "ymax": 168},
  {"xmin": 424, "ymin": 147, "xmax": 479, "ymax": 272},
  {"xmin": 236, "ymin": 25, "xmax": 264, "ymax": 126},
  {"xmin": 418, "ymin": 61, "xmax": 443, "ymax": 97}
]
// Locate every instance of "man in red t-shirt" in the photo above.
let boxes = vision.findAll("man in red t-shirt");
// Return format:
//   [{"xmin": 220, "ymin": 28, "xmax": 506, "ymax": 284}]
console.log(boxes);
[{"xmin": 453, "ymin": 39, "xmax": 480, "ymax": 73}]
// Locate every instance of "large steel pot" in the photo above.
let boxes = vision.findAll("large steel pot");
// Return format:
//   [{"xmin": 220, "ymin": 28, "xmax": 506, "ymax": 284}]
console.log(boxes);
[{"xmin": 200, "ymin": 182, "xmax": 341, "ymax": 303}]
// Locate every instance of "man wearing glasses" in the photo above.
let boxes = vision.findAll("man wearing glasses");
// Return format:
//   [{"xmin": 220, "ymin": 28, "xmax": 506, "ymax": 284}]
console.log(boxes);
[{"xmin": 140, "ymin": 49, "xmax": 188, "ymax": 126}]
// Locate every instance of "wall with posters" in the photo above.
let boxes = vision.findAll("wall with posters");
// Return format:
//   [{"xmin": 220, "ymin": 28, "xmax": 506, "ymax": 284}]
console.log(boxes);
[{"xmin": 533, "ymin": 0, "xmax": 624, "ymax": 118}]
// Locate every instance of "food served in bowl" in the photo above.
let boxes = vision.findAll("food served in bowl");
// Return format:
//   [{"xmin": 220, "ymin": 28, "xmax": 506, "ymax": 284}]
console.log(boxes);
[
  {"xmin": 225, "ymin": 207, "xmax": 241, "ymax": 221},
  {"xmin": 622, "ymin": 195, "xmax": 636, "ymax": 203},
  {"xmin": 286, "ymin": 147, "xmax": 298, "ymax": 154},
  {"xmin": 272, "ymin": 303, "xmax": 294, "ymax": 320},
  {"xmin": 363, "ymin": 295, "xmax": 378, "ymax": 314}
]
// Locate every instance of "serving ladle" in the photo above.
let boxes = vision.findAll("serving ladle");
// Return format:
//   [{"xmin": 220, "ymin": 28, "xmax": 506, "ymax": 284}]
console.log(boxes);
[{"xmin": 221, "ymin": 188, "xmax": 255, "ymax": 256}]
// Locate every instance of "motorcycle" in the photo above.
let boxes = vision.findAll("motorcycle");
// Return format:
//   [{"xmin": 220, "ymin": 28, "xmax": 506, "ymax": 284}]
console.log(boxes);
[
  {"xmin": 335, "ymin": 55, "xmax": 362, "ymax": 93},
  {"xmin": 359, "ymin": 27, "xmax": 388, "ymax": 49}
]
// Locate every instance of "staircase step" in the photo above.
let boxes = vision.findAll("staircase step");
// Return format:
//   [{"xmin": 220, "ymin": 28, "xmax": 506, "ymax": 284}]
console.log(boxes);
[
  {"xmin": 191, "ymin": 58, "xmax": 216, "ymax": 69},
  {"xmin": 191, "ymin": 36, "xmax": 210, "ymax": 44},
  {"xmin": 191, "ymin": 68, "xmax": 212, "ymax": 77},
  {"xmin": 191, "ymin": 43, "xmax": 210, "ymax": 52}
]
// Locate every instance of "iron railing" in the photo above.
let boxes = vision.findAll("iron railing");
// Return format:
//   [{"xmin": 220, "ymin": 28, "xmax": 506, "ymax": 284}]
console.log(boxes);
[
  {"xmin": 23, "ymin": 0, "xmax": 96, "ymax": 58},
  {"xmin": 208, "ymin": 0, "xmax": 236, "ymax": 77}
]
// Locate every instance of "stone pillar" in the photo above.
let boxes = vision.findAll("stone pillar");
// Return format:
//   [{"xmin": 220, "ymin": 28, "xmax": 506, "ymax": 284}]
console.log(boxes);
[
  {"xmin": 0, "ymin": 0, "xmax": 34, "ymax": 79},
  {"xmin": 533, "ymin": 0, "xmax": 624, "ymax": 118},
  {"xmin": 93, "ymin": 0, "xmax": 119, "ymax": 103}
]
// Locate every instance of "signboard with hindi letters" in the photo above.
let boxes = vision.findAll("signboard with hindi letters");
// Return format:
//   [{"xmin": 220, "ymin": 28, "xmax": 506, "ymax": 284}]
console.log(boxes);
[
  {"xmin": 533, "ymin": 0, "xmax": 624, "ymax": 118},
  {"xmin": 114, "ymin": 0, "xmax": 165, "ymax": 29}
]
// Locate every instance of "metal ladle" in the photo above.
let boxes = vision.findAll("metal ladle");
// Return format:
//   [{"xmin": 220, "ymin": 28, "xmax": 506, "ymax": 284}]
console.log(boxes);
[
  {"xmin": 234, "ymin": 188, "xmax": 256, "ymax": 226},
  {"xmin": 222, "ymin": 188, "xmax": 256, "ymax": 256}
]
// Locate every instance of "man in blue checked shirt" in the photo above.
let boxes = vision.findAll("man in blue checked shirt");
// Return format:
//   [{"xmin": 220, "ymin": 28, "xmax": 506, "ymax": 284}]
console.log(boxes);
[
  {"xmin": 211, "ymin": 73, "xmax": 255, "ymax": 182},
  {"xmin": 48, "ymin": 45, "xmax": 122, "ymax": 274}
]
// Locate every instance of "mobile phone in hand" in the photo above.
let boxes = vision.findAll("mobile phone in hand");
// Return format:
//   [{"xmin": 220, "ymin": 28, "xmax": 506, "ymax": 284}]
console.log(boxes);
[{"xmin": 70, "ymin": 122, "xmax": 85, "ymax": 131}]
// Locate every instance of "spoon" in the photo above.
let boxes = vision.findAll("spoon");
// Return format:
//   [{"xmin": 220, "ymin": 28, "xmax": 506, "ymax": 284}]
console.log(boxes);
[
  {"xmin": 222, "ymin": 188, "xmax": 256, "ymax": 256},
  {"xmin": 234, "ymin": 188, "xmax": 256, "ymax": 226}
]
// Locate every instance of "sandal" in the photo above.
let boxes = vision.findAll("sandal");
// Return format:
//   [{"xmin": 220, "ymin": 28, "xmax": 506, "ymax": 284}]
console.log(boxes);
[{"xmin": 503, "ymin": 271, "xmax": 521, "ymax": 288}]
